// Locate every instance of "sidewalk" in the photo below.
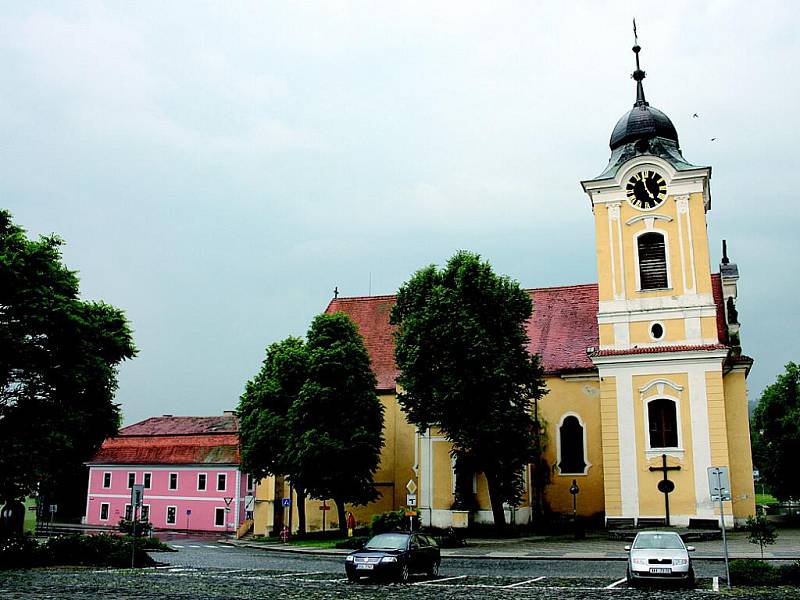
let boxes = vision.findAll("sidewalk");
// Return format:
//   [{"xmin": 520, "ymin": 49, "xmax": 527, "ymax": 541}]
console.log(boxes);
[{"xmin": 222, "ymin": 528, "xmax": 800, "ymax": 561}]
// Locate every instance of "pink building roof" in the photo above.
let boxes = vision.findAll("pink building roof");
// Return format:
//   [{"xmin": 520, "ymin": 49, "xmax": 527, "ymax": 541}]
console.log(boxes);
[{"xmin": 88, "ymin": 414, "xmax": 240, "ymax": 466}]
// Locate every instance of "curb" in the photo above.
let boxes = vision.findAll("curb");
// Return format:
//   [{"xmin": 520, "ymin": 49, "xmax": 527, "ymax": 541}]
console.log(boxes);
[{"xmin": 217, "ymin": 540, "xmax": 800, "ymax": 562}]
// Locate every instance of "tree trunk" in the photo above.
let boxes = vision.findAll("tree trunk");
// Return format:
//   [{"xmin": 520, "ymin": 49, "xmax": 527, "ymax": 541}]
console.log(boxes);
[
  {"xmin": 296, "ymin": 487, "xmax": 307, "ymax": 536},
  {"xmin": 334, "ymin": 498, "xmax": 347, "ymax": 537},
  {"xmin": 485, "ymin": 471, "xmax": 507, "ymax": 530}
]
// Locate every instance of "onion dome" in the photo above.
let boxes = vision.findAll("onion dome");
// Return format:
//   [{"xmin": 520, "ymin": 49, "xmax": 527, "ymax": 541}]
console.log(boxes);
[{"xmin": 609, "ymin": 39, "xmax": 679, "ymax": 151}]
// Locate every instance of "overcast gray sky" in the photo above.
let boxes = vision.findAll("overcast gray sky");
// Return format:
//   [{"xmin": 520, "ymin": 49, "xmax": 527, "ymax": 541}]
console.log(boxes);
[{"xmin": 3, "ymin": 1, "xmax": 798, "ymax": 425}]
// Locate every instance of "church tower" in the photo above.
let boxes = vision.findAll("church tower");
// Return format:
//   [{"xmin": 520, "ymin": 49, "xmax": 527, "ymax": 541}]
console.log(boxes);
[{"xmin": 581, "ymin": 37, "xmax": 755, "ymax": 525}]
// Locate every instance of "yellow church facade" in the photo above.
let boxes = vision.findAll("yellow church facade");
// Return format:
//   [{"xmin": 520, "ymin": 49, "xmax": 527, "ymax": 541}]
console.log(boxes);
[{"xmin": 252, "ymin": 43, "xmax": 755, "ymax": 535}]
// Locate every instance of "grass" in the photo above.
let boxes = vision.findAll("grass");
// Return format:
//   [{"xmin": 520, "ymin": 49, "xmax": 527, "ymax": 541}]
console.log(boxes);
[
  {"xmin": 287, "ymin": 538, "xmax": 345, "ymax": 549},
  {"xmin": 755, "ymin": 493, "xmax": 779, "ymax": 505}
]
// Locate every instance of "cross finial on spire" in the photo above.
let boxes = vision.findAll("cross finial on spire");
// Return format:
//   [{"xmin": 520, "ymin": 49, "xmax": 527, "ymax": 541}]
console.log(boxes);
[
  {"xmin": 334, "ymin": 286, "xmax": 339, "ymax": 299},
  {"xmin": 631, "ymin": 18, "xmax": 648, "ymax": 107}
]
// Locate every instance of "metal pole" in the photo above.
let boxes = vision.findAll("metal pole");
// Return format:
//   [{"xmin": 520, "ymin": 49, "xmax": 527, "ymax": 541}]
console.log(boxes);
[
  {"xmin": 131, "ymin": 504, "xmax": 137, "ymax": 569},
  {"xmin": 717, "ymin": 469, "xmax": 731, "ymax": 588}
]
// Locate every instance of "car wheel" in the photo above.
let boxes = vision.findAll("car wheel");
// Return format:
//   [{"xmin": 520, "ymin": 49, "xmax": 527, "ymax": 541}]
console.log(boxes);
[
  {"xmin": 428, "ymin": 560, "xmax": 440, "ymax": 578},
  {"xmin": 347, "ymin": 573, "xmax": 358, "ymax": 583},
  {"xmin": 398, "ymin": 564, "xmax": 410, "ymax": 583},
  {"xmin": 626, "ymin": 568, "xmax": 637, "ymax": 588},
  {"xmin": 686, "ymin": 568, "xmax": 695, "ymax": 589}
]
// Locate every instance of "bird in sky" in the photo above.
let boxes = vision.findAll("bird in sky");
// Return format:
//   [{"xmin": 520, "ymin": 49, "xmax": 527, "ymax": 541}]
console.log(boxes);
[
  {"xmin": 693, "ymin": 113, "xmax": 699, "ymax": 118},
  {"xmin": 710, "ymin": 138, "xmax": 717, "ymax": 141}
]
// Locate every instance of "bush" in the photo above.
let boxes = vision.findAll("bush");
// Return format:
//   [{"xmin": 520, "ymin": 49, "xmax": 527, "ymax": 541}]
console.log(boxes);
[
  {"xmin": 117, "ymin": 518, "xmax": 153, "ymax": 537},
  {"xmin": 45, "ymin": 533, "xmax": 155, "ymax": 568},
  {"xmin": 370, "ymin": 510, "xmax": 414, "ymax": 535},
  {"xmin": 779, "ymin": 561, "xmax": 800, "ymax": 585},
  {"xmin": 729, "ymin": 559, "xmax": 780, "ymax": 586},
  {"xmin": 0, "ymin": 533, "xmax": 43, "ymax": 569},
  {"xmin": 335, "ymin": 536, "xmax": 369, "ymax": 549}
]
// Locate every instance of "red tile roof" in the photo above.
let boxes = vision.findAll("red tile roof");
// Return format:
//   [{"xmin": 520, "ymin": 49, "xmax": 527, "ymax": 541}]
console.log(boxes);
[
  {"xmin": 591, "ymin": 344, "xmax": 728, "ymax": 357},
  {"xmin": 326, "ymin": 277, "xmax": 730, "ymax": 389},
  {"xmin": 88, "ymin": 433, "xmax": 240, "ymax": 465},
  {"xmin": 119, "ymin": 415, "xmax": 238, "ymax": 436}
]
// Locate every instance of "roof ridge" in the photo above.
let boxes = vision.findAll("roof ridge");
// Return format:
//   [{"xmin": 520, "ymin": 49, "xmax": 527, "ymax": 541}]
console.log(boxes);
[
  {"xmin": 525, "ymin": 282, "xmax": 598, "ymax": 293},
  {"xmin": 332, "ymin": 282, "xmax": 599, "ymax": 303},
  {"xmin": 329, "ymin": 294, "xmax": 397, "ymax": 302}
]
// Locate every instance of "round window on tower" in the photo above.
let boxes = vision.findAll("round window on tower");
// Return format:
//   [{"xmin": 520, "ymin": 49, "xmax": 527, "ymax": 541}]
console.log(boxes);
[{"xmin": 650, "ymin": 322, "xmax": 665, "ymax": 341}]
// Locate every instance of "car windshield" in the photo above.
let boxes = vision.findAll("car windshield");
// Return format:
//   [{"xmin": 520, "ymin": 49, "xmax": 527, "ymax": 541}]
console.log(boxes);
[
  {"xmin": 364, "ymin": 533, "xmax": 409, "ymax": 550},
  {"xmin": 633, "ymin": 533, "xmax": 684, "ymax": 550}
]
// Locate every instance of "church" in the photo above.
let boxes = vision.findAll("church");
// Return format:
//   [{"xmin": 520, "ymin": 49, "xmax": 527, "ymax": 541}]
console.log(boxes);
[{"xmin": 252, "ymin": 40, "xmax": 755, "ymax": 534}]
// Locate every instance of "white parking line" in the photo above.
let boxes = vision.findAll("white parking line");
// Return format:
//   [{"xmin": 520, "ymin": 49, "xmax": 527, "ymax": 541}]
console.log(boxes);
[
  {"xmin": 276, "ymin": 571, "xmax": 324, "ymax": 577},
  {"xmin": 188, "ymin": 545, "xmax": 201, "ymax": 548},
  {"xmin": 606, "ymin": 577, "xmax": 627, "ymax": 589},
  {"xmin": 170, "ymin": 544, "xmax": 184, "ymax": 548},
  {"xmin": 713, "ymin": 576, "xmax": 719, "ymax": 592},
  {"xmin": 504, "ymin": 577, "xmax": 545, "ymax": 588},
  {"xmin": 415, "ymin": 575, "xmax": 467, "ymax": 586}
]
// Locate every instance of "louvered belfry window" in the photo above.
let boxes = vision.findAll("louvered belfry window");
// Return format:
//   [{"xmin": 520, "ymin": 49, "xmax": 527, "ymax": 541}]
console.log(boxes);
[
  {"xmin": 559, "ymin": 415, "xmax": 587, "ymax": 474},
  {"xmin": 638, "ymin": 232, "xmax": 668, "ymax": 290}
]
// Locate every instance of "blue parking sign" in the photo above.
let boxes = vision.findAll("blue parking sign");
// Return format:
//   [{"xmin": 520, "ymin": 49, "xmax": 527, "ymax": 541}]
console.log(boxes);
[{"xmin": 282, "ymin": 498, "xmax": 291, "ymax": 507}]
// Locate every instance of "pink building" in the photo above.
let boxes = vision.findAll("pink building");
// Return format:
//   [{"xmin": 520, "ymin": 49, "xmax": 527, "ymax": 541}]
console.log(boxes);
[{"xmin": 84, "ymin": 413, "xmax": 253, "ymax": 533}]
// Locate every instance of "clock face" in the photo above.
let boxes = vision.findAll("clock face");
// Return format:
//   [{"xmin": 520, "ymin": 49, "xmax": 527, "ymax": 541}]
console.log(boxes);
[{"xmin": 626, "ymin": 170, "xmax": 667, "ymax": 210}]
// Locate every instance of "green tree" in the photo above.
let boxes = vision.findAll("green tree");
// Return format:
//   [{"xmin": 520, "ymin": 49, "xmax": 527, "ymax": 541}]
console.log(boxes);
[
  {"xmin": 0, "ymin": 210, "xmax": 136, "ymax": 510},
  {"xmin": 288, "ymin": 313, "xmax": 385, "ymax": 535},
  {"xmin": 238, "ymin": 337, "xmax": 311, "ymax": 534},
  {"xmin": 390, "ymin": 251, "xmax": 547, "ymax": 528},
  {"xmin": 745, "ymin": 514, "xmax": 777, "ymax": 559},
  {"xmin": 751, "ymin": 362, "xmax": 800, "ymax": 501}
]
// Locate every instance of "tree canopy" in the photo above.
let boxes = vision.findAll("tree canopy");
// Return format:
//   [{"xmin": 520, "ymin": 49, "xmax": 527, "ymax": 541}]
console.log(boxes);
[
  {"xmin": 751, "ymin": 362, "xmax": 800, "ymax": 501},
  {"xmin": 288, "ymin": 312, "xmax": 384, "ymax": 533},
  {"xmin": 390, "ymin": 250, "xmax": 546, "ymax": 527},
  {"xmin": 0, "ymin": 210, "xmax": 136, "ymax": 507},
  {"xmin": 238, "ymin": 337, "xmax": 311, "ymax": 533}
]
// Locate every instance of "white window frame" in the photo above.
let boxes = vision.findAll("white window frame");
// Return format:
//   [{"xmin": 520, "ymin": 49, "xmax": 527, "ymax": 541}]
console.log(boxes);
[
  {"xmin": 100, "ymin": 502, "xmax": 110, "ymax": 521},
  {"xmin": 643, "ymin": 395, "xmax": 684, "ymax": 455},
  {"xmin": 216, "ymin": 473, "xmax": 227, "ymax": 492},
  {"xmin": 102, "ymin": 471, "xmax": 112, "ymax": 489},
  {"xmin": 143, "ymin": 472, "xmax": 152, "ymax": 489},
  {"xmin": 127, "ymin": 472, "xmax": 136, "ymax": 489},
  {"xmin": 214, "ymin": 507, "xmax": 226, "ymax": 528},
  {"xmin": 124, "ymin": 503, "xmax": 133, "ymax": 521},
  {"xmin": 197, "ymin": 473, "xmax": 207, "ymax": 491},
  {"xmin": 141, "ymin": 504, "xmax": 150, "ymax": 522},
  {"xmin": 634, "ymin": 228, "xmax": 672, "ymax": 292},
  {"xmin": 556, "ymin": 412, "xmax": 591, "ymax": 476},
  {"xmin": 649, "ymin": 320, "xmax": 666, "ymax": 341},
  {"xmin": 166, "ymin": 505, "xmax": 177, "ymax": 525},
  {"xmin": 168, "ymin": 472, "xmax": 179, "ymax": 491}
]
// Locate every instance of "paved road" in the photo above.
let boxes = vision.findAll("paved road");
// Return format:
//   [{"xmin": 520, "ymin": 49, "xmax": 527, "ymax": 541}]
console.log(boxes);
[{"xmin": 1, "ymin": 541, "xmax": 798, "ymax": 599}]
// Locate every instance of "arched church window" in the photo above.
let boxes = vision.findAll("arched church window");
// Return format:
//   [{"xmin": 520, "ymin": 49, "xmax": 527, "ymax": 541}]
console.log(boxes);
[
  {"xmin": 648, "ymin": 399, "xmax": 678, "ymax": 448},
  {"xmin": 638, "ymin": 232, "xmax": 668, "ymax": 290},
  {"xmin": 558, "ymin": 415, "xmax": 587, "ymax": 474}
]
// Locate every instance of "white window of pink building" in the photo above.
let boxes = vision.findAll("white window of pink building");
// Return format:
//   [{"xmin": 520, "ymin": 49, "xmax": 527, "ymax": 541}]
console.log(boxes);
[
  {"xmin": 166, "ymin": 506, "xmax": 177, "ymax": 525},
  {"xmin": 127, "ymin": 472, "xmax": 135, "ymax": 488},
  {"xmin": 197, "ymin": 473, "xmax": 207, "ymax": 490},
  {"xmin": 169, "ymin": 473, "xmax": 178, "ymax": 490},
  {"xmin": 141, "ymin": 505, "xmax": 150, "ymax": 521},
  {"xmin": 214, "ymin": 507, "xmax": 225, "ymax": 527},
  {"xmin": 100, "ymin": 503, "xmax": 110, "ymax": 521},
  {"xmin": 216, "ymin": 473, "xmax": 226, "ymax": 491},
  {"xmin": 143, "ymin": 473, "xmax": 152, "ymax": 489},
  {"xmin": 102, "ymin": 472, "xmax": 112, "ymax": 488}
]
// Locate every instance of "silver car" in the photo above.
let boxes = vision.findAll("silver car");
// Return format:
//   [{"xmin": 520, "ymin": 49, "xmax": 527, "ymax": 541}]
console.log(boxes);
[{"xmin": 625, "ymin": 530, "xmax": 695, "ymax": 587}]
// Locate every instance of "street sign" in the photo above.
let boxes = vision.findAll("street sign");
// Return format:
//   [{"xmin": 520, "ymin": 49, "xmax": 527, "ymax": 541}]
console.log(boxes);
[
  {"xmin": 404, "ymin": 510, "xmax": 417, "ymax": 517},
  {"xmin": 223, "ymin": 496, "xmax": 234, "ymax": 507},
  {"xmin": 708, "ymin": 466, "xmax": 731, "ymax": 501},
  {"xmin": 406, "ymin": 479, "xmax": 417, "ymax": 495},
  {"xmin": 244, "ymin": 495, "xmax": 255, "ymax": 511},
  {"xmin": 319, "ymin": 505, "xmax": 331, "ymax": 511},
  {"xmin": 281, "ymin": 498, "xmax": 291, "ymax": 507},
  {"xmin": 131, "ymin": 484, "xmax": 144, "ymax": 508},
  {"xmin": 186, "ymin": 509, "xmax": 192, "ymax": 515},
  {"xmin": 406, "ymin": 494, "xmax": 417, "ymax": 507},
  {"xmin": 49, "ymin": 504, "xmax": 58, "ymax": 513}
]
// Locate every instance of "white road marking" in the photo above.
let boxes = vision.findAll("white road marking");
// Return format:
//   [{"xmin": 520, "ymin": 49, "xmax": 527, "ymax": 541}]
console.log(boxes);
[
  {"xmin": 276, "ymin": 571, "xmax": 324, "ymax": 577},
  {"xmin": 188, "ymin": 545, "xmax": 202, "ymax": 548},
  {"xmin": 606, "ymin": 577, "xmax": 627, "ymax": 589},
  {"xmin": 415, "ymin": 574, "xmax": 467, "ymax": 586},
  {"xmin": 713, "ymin": 576, "xmax": 719, "ymax": 592},
  {"xmin": 505, "ymin": 576, "xmax": 545, "ymax": 588},
  {"xmin": 170, "ymin": 544, "xmax": 184, "ymax": 548}
]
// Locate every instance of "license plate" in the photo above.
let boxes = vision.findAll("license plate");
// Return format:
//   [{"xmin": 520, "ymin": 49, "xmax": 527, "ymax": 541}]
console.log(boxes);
[
  {"xmin": 649, "ymin": 567, "xmax": 671, "ymax": 574},
  {"xmin": 356, "ymin": 564, "xmax": 374, "ymax": 570}
]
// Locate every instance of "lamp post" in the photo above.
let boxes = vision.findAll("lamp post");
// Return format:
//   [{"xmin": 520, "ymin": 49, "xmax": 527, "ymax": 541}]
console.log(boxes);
[{"xmin": 569, "ymin": 479, "xmax": 581, "ymax": 539}]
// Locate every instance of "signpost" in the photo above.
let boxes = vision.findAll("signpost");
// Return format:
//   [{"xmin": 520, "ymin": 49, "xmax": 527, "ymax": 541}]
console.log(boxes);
[
  {"xmin": 224, "ymin": 497, "xmax": 233, "ymax": 536},
  {"xmin": 708, "ymin": 466, "xmax": 732, "ymax": 588},
  {"xmin": 319, "ymin": 501, "xmax": 330, "ymax": 533},
  {"xmin": 130, "ymin": 484, "xmax": 144, "ymax": 568},
  {"xmin": 406, "ymin": 480, "xmax": 418, "ymax": 531}
]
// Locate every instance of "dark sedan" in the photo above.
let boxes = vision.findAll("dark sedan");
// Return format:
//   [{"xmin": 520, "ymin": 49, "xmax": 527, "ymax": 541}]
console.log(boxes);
[{"xmin": 344, "ymin": 532, "xmax": 440, "ymax": 583}]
